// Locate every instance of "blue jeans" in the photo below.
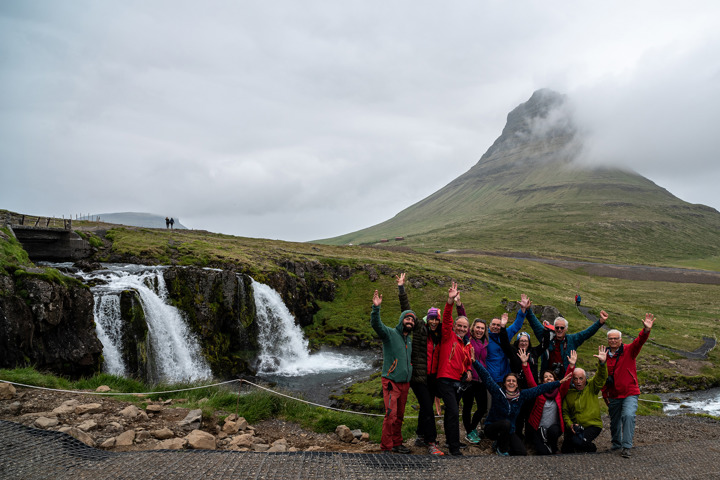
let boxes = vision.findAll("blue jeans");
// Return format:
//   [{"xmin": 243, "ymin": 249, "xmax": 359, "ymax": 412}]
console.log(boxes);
[{"xmin": 609, "ymin": 395, "xmax": 638, "ymax": 449}]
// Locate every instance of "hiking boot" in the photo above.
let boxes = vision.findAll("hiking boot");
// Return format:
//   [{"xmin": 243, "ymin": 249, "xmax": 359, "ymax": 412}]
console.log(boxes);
[
  {"xmin": 496, "ymin": 448, "xmax": 509, "ymax": 456},
  {"xmin": 449, "ymin": 449, "xmax": 463, "ymax": 456},
  {"xmin": 414, "ymin": 437, "xmax": 427, "ymax": 447},
  {"xmin": 427, "ymin": 444, "xmax": 444, "ymax": 456},
  {"xmin": 445, "ymin": 441, "xmax": 468, "ymax": 449},
  {"xmin": 392, "ymin": 444, "xmax": 411, "ymax": 454},
  {"xmin": 621, "ymin": 448, "xmax": 631, "ymax": 458},
  {"xmin": 464, "ymin": 430, "xmax": 480, "ymax": 444}
]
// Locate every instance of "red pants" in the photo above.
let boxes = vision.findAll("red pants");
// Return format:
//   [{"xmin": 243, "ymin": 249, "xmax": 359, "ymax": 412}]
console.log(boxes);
[{"xmin": 381, "ymin": 378, "xmax": 410, "ymax": 451}]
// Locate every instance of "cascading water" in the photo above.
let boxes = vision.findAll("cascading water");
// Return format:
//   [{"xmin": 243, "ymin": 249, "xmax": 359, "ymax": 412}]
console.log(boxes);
[
  {"xmin": 252, "ymin": 279, "xmax": 370, "ymax": 376},
  {"xmin": 79, "ymin": 265, "xmax": 212, "ymax": 383}
]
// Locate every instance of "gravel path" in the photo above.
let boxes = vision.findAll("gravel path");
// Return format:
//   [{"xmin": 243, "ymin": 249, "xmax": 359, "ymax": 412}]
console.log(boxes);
[{"xmin": 2, "ymin": 416, "xmax": 720, "ymax": 479}]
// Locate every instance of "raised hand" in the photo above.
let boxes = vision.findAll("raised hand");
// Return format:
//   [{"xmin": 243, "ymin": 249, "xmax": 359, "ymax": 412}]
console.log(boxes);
[
  {"xmin": 454, "ymin": 293, "xmax": 462, "ymax": 305},
  {"xmin": 519, "ymin": 293, "xmax": 532, "ymax": 312},
  {"xmin": 395, "ymin": 273, "xmax": 406, "ymax": 287},
  {"xmin": 643, "ymin": 313, "xmax": 655, "ymax": 332},
  {"xmin": 560, "ymin": 372, "xmax": 573, "ymax": 384},
  {"xmin": 448, "ymin": 281, "xmax": 458, "ymax": 303},
  {"xmin": 373, "ymin": 290, "xmax": 383, "ymax": 307},
  {"xmin": 599, "ymin": 310, "xmax": 608, "ymax": 324},
  {"xmin": 594, "ymin": 345, "xmax": 608, "ymax": 363},
  {"xmin": 500, "ymin": 312, "xmax": 509, "ymax": 328},
  {"xmin": 567, "ymin": 350, "xmax": 578, "ymax": 366},
  {"xmin": 517, "ymin": 348, "xmax": 530, "ymax": 365}
]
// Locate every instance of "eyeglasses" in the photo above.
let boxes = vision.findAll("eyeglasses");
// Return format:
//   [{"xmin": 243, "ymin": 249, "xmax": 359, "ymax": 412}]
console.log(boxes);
[{"xmin": 555, "ymin": 326, "xmax": 566, "ymax": 330}]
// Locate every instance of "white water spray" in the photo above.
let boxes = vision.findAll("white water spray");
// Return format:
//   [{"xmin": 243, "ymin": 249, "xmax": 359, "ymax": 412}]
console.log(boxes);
[
  {"xmin": 251, "ymin": 279, "xmax": 369, "ymax": 376},
  {"xmin": 81, "ymin": 265, "xmax": 212, "ymax": 383},
  {"xmin": 93, "ymin": 294, "xmax": 125, "ymax": 376}
]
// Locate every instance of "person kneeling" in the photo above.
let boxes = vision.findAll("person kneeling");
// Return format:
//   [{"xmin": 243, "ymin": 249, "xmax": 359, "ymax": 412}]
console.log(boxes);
[{"xmin": 561, "ymin": 345, "xmax": 608, "ymax": 453}]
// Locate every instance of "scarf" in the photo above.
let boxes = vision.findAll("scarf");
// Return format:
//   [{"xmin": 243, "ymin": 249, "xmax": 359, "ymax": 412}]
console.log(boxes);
[
  {"xmin": 504, "ymin": 389, "xmax": 520, "ymax": 401},
  {"xmin": 543, "ymin": 387, "xmax": 559, "ymax": 399}
]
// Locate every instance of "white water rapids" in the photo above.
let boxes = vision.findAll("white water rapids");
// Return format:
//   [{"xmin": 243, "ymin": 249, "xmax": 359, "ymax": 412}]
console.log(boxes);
[
  {"xmin": 80, "ymin": 265, "xmax": 212, "ymax": 383},
  {"xmin": 252, "ymin": 279, "xmax": 370, "ymax": 376}
]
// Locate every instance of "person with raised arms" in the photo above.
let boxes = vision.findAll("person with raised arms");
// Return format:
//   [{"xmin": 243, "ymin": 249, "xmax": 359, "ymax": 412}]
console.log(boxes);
[
  {"xmin": 602, "ymin": 313, "xmax": 656, "ymax": 458},
  {"xmin": 561, "ymin": 345, "xmax": 609, "ymax": 453},
  {"xmin": 436, "ymin": 281, "xmax": 473, "ymax": 456},
  {"xmin": 472, "ymin": 348, "xmax": 572, "ymax": 456},
  {"xmin": 395, "ymin": 273, "xmax": 444, "ymax": 456},
  {"xmin": 370, "ymin": 289, "xmax": 415, "ymax": 454}
]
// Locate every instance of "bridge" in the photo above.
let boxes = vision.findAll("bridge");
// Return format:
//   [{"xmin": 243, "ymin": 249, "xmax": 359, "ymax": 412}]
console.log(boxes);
[{"xmin": 2, "ymin": 213, "xmax": 91, "ymax": 261}]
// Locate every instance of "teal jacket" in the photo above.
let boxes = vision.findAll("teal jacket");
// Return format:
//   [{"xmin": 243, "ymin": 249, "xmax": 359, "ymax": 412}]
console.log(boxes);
[{"xmin": 371, "ymin": 305, "xmax": 413, "ymax": 383}]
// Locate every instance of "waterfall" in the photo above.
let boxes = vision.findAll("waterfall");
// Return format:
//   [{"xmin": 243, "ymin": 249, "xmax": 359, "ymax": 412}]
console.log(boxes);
[
  {"xmin": 251, "ymin": 279, "xmax": 369, "ymax": 376},
  {"xmin": 81, "ymin": 265, "xmax": 212, "ymax": 383},
  {"xmin": 93, "ymin": 294, "xmax": 125, "ymax": 376}
]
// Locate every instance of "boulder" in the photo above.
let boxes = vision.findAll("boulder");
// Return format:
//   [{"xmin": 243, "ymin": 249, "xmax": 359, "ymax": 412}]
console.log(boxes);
[
  {"xmin": 253, "ymin": 444, "xmax": 270, "ymax": 452},
  {"xmin": 186, "ymin": 430, "xmax": 216, "ymax": 450},
  {"xmin": 53, "ymin": 400, "xmax": 79, "ymax": 415},
  {"xmin": 157, "ymin": 438, "xmax": 187, "ymax": 450},
  {"xmin": 136, "ymin": 431, "xmax": 151, "ymax": 443},
  {"xmin": 146, "ymin": 404, "xmax": 163, "ymax": 414},
  {"xmin": 59, "ymin": 427, "xmax": 96, "ymax": 447},
  {"xmin": 228, "ymin": 433, "xmax": 254, "ymax": 449},
  {"xmin": 151, "ymin": 427, "xmax": 174, "ymax": 440},
  {"xmin": 178, "ymin": 409, "xmax": 203, "ymax": 427},
  {"xmin": 119, "ymin": 405, "xmax": 141, "ymax": 418},
  {"xmin": 0, "ymin": 382, "xmax": 17, "ymax": 400},
  {"xmin": 235, "ymin": 417, "xmax": 248, "ymax": 431},
  {"xmin": 335, "ymin": 425, "xmax": 355, "ymax": 443},
  {"xmin": 100, "ymin": 437, "xmax": 116, "ymax": 448},
  {"xmin": 77, "ymin": 420, "xmax": 98, "ymax": 431},
  {"xmin": 115, "ymin": 429, "xmax": 136, "ymax": 447},
  {"xmin": 95, "ymin": 385, "xmax": 111, "ymax": 393},
  {"xmin": 222, "ymin": 420, "xmax": 240, "ymax": 434},
  {"xmin": 360, "ymin": 432, "xmax": 370, "ymax": 442},
  {"xmin": 75, "ymin": 403, "xmax": 103, "ymax": 415},
  {"xmin": 34, "ymin": 417, "xmax": 59, "ymax": 429},
  {"xmin": 268, "ymin": 443, "xmax": 287, "ymax": 453},
  {"xmin": 350, "ymin": 429, "xmax": 362, "ymax": 439}
]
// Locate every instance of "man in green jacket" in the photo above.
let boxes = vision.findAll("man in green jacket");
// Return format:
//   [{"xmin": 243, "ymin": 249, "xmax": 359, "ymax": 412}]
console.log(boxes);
[
  {"xmin": 371, "ymin": 289, "xmax": 415, "ymax": 453},
  {"xmin": 561, "ymin": 345, "xmax": 608, "ymax": 453}
]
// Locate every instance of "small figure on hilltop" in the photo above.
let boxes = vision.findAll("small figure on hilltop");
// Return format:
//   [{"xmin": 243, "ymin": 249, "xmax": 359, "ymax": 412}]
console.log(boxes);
[
  {"xmin": 170, "ymin": 217, "xmax": 175, "ymax": 230},
  {"xmin": 575, "ymin": 293, "xmax": 581, "ymax": 307},
  {"xmin": 165, "ymin": 217, "xmax": 170, "ymax": 229},
  {"xmin": 370, "ymin": 289, "xmax": 415, "ymax": 454},
  {"xmin": 602, "ymin": 313, "xmax": 656, "ymax": 459}
]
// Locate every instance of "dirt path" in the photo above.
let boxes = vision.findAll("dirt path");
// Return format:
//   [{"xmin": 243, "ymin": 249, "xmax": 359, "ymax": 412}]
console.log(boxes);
[{"xmin": 446, "ymin": 250, "xmax": 720, "ymax": 285}]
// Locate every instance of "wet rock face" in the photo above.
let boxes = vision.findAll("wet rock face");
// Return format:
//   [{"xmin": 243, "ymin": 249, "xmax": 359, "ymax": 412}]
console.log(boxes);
[
  {"xmin": 0, "ymin": 275, "xmax": 102, "ymax": 376},
  {"xmin": 162, "ymin": 267, "xmax": 258, "ymax": 377}
]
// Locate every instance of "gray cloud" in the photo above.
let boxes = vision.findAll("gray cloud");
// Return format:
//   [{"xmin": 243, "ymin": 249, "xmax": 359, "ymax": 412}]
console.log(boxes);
[{"xmin": 1, "ymin": 1, "xmax": 719, "ymax": 241}]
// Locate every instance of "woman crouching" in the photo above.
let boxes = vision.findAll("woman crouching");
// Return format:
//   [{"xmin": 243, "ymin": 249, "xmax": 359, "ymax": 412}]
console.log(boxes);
[{"xmin": 472, "ymin": 351, "xmax": 572, "ymax": 456}]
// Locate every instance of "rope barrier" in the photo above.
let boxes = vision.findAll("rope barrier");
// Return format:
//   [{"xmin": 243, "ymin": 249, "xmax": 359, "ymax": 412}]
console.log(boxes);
[
  {"xmin": 0, "ymin": 378, "xmax": 707, "ymax": 412},
  {"xmin": 0, "ymin": 378, "xmax": 241, "ymax": 396}
]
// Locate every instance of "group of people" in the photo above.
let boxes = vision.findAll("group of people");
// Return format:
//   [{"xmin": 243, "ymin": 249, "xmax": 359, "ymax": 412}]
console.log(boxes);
[
  {"xmin": 370, "ymin": 275, "xmax": 655, "ymax": 458},
  {"xmin": 165, "ymin": 217, "xmax": 175, "ymax": 229}
]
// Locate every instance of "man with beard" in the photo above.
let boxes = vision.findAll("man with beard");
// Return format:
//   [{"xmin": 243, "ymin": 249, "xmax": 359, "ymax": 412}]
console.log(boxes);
[{"xmin": 371, "ymin": 289, "xmax": 415, "ymax": 453}]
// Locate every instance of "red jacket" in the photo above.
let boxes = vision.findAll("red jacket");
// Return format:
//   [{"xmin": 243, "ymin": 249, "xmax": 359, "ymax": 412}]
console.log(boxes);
[
  {"xmin": 427, "ymin": 335, "xmax": 441, "ymax": 375},
  {"xmin": 437, "ymin": 302, "xmax": 472, "ymax": 381},
  {"xmin": 602, "ymin": 329, "xmax": 649, "ymax": 400},
  {"xmin": 525, "ymin": 362, "xmax": 573, "ymax": 432}
]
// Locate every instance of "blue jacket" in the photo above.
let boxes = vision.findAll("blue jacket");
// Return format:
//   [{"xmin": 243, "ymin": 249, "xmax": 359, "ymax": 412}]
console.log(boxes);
[
  {"xmin": 486, "ymin": 310, "xmax": 525, "ymax": 383},
  {"xmin": 525, "ymin": 309, "xmax": 603, "ymax": 373},
  {"xmin": 473, "ymin": 360, "xmax": 559, "ymax": 434}
]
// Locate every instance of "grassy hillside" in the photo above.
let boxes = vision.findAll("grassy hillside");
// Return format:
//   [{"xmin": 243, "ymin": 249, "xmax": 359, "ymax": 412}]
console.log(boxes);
[
  {"xmin": 316, "ymin": 91, "xmax": 720, "ymax": 269},
  {"xmin": 83, "ymin": 225, "xmax": 720, "ymax": 391}
]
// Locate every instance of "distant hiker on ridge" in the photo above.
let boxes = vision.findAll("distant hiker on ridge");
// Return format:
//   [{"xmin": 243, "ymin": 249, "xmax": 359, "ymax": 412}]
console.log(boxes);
[
  {"xmin": 170, "ymin": 217, "xmax": 175, "ymax": 230},
  {"xmin": 165, "ymin": 217, "xmax": 170, "ymax": 229}
]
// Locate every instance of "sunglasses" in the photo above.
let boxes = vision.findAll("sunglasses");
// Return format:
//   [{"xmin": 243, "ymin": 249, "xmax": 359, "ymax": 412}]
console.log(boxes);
[{"xmin": 555, "ymin": 326, "xmax": 566, "ymax": 330}]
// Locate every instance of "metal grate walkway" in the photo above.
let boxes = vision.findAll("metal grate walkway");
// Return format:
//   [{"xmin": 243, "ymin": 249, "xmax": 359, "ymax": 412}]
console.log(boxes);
[{"xmin": 2, "ymin": 420, "xmax": 720, "ymax": 479}]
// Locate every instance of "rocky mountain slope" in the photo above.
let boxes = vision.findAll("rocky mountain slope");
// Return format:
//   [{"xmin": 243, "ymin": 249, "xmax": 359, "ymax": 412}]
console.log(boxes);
[{"xmin": 319, "ymin": 90, "xmax": 720, "ymax": 265}]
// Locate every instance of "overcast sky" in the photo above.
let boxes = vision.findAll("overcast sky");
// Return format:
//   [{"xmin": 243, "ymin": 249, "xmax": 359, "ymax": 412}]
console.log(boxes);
[{"xmin": 2, "ymin": 1, "xmax": 719, "ymax": 242}]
